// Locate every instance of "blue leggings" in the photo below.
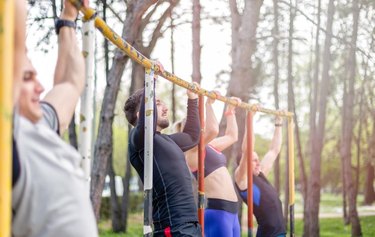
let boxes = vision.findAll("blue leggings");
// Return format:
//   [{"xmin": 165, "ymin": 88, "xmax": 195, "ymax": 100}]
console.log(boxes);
[{"xmin": 204, "ymin": 209, "xmax": 240, "ymax": 237}]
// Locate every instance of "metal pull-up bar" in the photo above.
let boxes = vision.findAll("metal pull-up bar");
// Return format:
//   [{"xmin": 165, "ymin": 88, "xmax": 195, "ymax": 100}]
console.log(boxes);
[
  {"xmin": 69, "ymin": 0, "xmax": 292, "ymax": 117},
  {"xmin": 68, "ymin": 1, "xmax": 295, "ymax": 236}
]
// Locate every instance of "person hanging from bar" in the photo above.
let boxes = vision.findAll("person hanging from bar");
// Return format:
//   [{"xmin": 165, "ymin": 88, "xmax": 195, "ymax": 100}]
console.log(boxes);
[
  {"xmin": 124, "ymin": 78, "xmax": 203, "ymax": 237},
  {"xmin": 234, "ymin": 111, "xmax": 286, "ymax": 237},
  {"xmin": 11, "ymin": 0, "xmax": 98, "ymax": 236},
  {"xmin": 175, "ymin": 92, "xmax": 242, "ymax": 237}
]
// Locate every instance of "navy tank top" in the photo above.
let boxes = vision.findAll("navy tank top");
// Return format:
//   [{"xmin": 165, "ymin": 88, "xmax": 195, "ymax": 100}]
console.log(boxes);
[{"xmin": 193, "ymin": 144, "xmax": 227, "ymax": 178}]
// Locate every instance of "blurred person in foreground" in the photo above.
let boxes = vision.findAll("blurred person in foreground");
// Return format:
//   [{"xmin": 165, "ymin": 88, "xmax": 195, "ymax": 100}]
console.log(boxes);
[{"xmin": 12, "ymin": 0, "xmax": 98, "ymax": 236}]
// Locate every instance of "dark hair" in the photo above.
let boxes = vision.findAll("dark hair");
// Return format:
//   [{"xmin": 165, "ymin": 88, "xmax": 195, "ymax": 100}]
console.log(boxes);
[{"xmin": 124, "ymin": 88, "xmax": 144, "ymax": 126}]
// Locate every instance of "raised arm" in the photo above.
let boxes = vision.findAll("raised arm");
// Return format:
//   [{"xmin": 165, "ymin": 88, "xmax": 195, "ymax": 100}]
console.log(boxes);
[
  {"xmin": 209, "ymin": 97, "xmax": 241, "ymax": 151},
  {"xmin": 43, "ymin": 0, "xmax": 87, "ymax": 134},
  {"xmin": 170, "ymin": 82, "xmax": 200, "ymax": 151},
  {"xmin": 260, "ymin": 114, "xmax": 283, "ymax": 177},
  {"xmin": 234, "ymin": 123, "xmax": 253, "ymax": 190},
  {"xmin": 203, "ymin": 91, "xmax": 220, "ymax": 144}
]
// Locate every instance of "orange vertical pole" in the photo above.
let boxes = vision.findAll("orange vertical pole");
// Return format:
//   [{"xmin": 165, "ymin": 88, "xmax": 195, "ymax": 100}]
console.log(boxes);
[
  {"xmin": 0, "ymin": 0, "xmax": 15, "ymax": 236},
  {"xmin": 246, "ymin": 112, "xmax": 254, "ymax": 237},
  {"xmin": 288, "ymin": 118, "xmax": 295, "ymax": 237},
  {"xmin": 198, "ymin": 95, "xmax": 205, "ymax": 235}
]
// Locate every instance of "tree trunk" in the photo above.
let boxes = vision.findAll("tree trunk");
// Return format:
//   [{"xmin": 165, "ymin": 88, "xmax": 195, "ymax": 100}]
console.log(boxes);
[
  {"xmin": 109, "ymin": 155, "xmax": 123, "ymax": 231},
  {"xmin": 225, "ymin": 0, "xmax": 264, "ymax": 161},
  {"xmin": 364, "ymin": 116, "xmax": 375, "ymax": 205},
  {"xmin": 122, "ymin": 135, "xmax": 132, "ymax": 232},
  {"xmin": 363, "ymin": 28, "xmax": 375, "ymax": 206},
  {"xmin": 304, "ymin": 0, "xmax": 321, "ymax": 232},
  {"xmin": 340, "ymin": 0, "xmax": 362, "ymax": 234},
  {"xmin": 364, "ymin": 162, "xmax": 375, "ymax": 205},
  {"xmin": 272, "ymin": 0, "xmax": 280, "ymax": 194},
  {"xmin": 304, "ymin": 0, "xmax": 335, "ymax": 236},
  {"xmin": 170, "ymin": 13, "xmax": 176, "ymax": 123},
  {"xmin": 192, "ymin": 0, "xmax": 201, "ymax": 84},
  {"xmin": 91, "ymin": 0, "xmax": 159, "ymax": 220},
  {"xmin": 341, "ymin": 143, "xmax": 349, "ymax": 224}
]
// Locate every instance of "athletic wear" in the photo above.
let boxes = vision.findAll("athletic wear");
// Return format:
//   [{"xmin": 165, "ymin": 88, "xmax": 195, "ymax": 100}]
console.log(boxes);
[
  {"xmin": 128, "ymin": 89, "xmax": 201, "ymax": 233},
  {"xmin": 205, "ymin": 208, "xmax": 240, "ymax": 237},
  {"xmin": 193, "ymin": 144, "xmax": 227, "ymax": 178},
  {"xmin": 12, "ymin": 102, "xmax": 98, "ymax": 237},
  {"xmin": 206, "ymin": 198, "xmax": 238, "ymax": 213},
  {"xmin": 237, "ymin": 172, "xmax": 286, "ymax": 237},
  {"xmin": 192, "ymin": 145, "xmax": 240, "ymax": 237},
  {"xmin": 153, "ymin": 222, "xmax": 202, "ymax": 237}
]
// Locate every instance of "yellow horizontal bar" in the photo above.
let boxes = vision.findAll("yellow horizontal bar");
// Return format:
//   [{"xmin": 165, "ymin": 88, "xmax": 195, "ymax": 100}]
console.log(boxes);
[
  {"xmin": 69, "ymin": 0, "xmax": 293, "ymax": 117},
  {"xmin": 0, "ymin": 0, "xmax": 15, "ymax": 236}
]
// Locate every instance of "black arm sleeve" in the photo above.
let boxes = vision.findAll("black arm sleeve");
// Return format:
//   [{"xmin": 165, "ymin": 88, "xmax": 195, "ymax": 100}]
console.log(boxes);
[
  {"xmin": 131, "ymin": 82, "xmax": 157, "ymax": 150},
  {"xmin": 169, "ymin": 98, "xmax": 200, "ymax": 151}
]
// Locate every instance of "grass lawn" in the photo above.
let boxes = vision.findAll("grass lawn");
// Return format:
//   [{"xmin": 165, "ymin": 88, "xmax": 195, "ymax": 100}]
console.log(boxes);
[
  {"xmin": 99, "ymin": 215, "xmax": 375, "ymax": 236},
  {"xmin": 99, "ymin": 213, "xmax": 142, "ymax": 237},
  {"xmin": 99, "ymin": 193, "xmax": 375, "ymax": 236},
  {"xmin": 294, "ymin": 215, "xmax": 375, "ymax": 237}
]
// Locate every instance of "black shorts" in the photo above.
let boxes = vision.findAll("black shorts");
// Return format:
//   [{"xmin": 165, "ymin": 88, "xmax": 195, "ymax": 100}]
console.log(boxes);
[{"xmin": 153, "ymin": 222, "xmax": 202, "ymax": 237}]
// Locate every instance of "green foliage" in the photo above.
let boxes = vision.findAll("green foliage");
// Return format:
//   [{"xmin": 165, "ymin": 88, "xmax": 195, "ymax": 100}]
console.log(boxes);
[
  {"xmin": 99, "ymin": 213, "xmax": 143, "ymax": 236},
  {"xmin": 99, "ymin": 192, "xmax": 144, "ymax": 220},
  {"xmin": 112, "ymin": 124, "xmax": 128, "ymax": 177}
]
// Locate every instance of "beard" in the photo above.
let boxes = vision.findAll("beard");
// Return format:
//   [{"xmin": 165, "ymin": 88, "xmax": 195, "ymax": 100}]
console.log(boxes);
[{"xmin": 157, "ymin": 118, "xmax": 169, "ymax": 129}]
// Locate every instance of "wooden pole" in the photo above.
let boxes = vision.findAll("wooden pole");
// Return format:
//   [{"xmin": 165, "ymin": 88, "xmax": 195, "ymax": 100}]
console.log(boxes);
[
  {"xmin": 197, "ymin": 95, "xmax": 205, "ymax": 235},
  {"xmin": 246, "ymin": 112, "xmax": 254, "ymax": 237},
  {"xmin": 288, "ymin": 118, "xmax": 295, "ymax": 237},
  {"xmin": 0, "ymin": 0, "xmax": 15, "ymax": 236}
]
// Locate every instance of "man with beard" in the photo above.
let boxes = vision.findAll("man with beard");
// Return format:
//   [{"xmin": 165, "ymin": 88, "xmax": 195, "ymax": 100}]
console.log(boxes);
[{"xmin": 124, "ymin": 81, "xmax": 202, "ymax": 236}]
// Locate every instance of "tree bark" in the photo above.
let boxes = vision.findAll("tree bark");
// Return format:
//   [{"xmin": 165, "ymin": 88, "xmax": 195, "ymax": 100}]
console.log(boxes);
[
  {"xmin": 340, "ymin": 0, "xmax": 362, "ymax": 234},
  {"xmin": 304, "ymin": 0, "xmax": 335, "ymax": 236},
  {"xmin": 225, "ymin": 0, "xmax": 264, "ymax": 162},
  {"xmin": 108, "ymin": 155, "xmax": 123, "ymax": 231},
  {"xmin": 170, "ymin": 13, "xmax": 176, "ymax": 123},
  {"xmin": 227, "ymin": 0, "xmax": 264, "ymax": 231},
  {"xmin": 304, "ymin": 0, "xmax": 321, "ymax": 230},
  {"xmin": 91, "ymin": 0, "xmax": 159, "ymax": 221},
  {"xmin": 122, "ymin": 133, "xmax": 132, "ymax": 232},
  {"xmin": 192, "ymin": 0, "xmax": 201, "ymax": 84},
  {"xmin": 272, "ymin": 0, "xmax": 280, "ymax": 194},
  {"xmin": 364, "ymin": 116, "xmax": 375, "ymax": 205},
  {"xmin": 364, "ymin": 162, "xmax": 375, "ymax": 205}
]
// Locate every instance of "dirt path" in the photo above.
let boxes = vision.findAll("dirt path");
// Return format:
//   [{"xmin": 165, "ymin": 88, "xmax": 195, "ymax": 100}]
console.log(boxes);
[{"xmin": 295, "ymin": 204, "xmax": 375, "ymax": 219}]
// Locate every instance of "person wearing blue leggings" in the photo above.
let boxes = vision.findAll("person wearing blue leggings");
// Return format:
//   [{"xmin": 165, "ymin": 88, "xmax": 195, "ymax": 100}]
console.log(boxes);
[
  {"xmin": 235, "ymin": 112, "xmax": 286, "ymax": 237},
  {"xmin": 175, "ymin": 92, "xmax": 241, "ymax": 237}
]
